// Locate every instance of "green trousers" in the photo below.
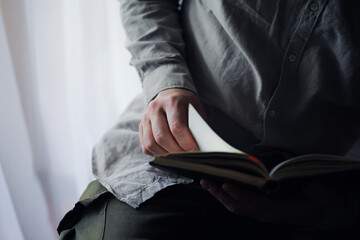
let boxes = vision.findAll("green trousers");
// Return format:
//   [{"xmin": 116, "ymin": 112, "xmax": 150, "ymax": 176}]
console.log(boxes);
[{"xmin": 58, "ymin": 180, "xmax": 359, "ymax": 240}]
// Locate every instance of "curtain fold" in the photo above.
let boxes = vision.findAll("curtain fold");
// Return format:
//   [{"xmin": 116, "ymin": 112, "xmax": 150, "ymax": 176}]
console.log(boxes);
[
  {"xmin": 0, "ymin": 4, "xmax": 56, "ymax": 238},
  {"xmin": 0, "ymin": 0, "xmax": 141, "ymax": 238},
  {"xmin": 0, "ymin": 162, "xmax": 25, "ymax": 240}
]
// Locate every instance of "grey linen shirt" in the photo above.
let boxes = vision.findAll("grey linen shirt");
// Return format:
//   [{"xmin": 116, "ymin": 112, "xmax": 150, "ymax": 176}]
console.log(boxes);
[{"xmin": 93, "ymin": 0, "xmax": 360, "ymax": 230}]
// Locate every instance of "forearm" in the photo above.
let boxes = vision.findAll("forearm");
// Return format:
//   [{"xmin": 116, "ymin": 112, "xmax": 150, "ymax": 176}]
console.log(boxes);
[{"xmin": 119, "ymin": 0, "xmax": 197, "ymax": 103}]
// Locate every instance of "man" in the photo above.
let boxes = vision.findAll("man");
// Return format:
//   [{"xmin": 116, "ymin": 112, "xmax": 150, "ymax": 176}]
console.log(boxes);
[{"xmin": 58, "ymin": 0, "xmax": 360, "ymax": 239}]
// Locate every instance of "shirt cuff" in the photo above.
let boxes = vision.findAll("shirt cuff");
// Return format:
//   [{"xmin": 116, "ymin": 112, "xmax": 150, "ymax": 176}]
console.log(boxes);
[{"xmin": 142, "ymin": 64, "xmax": 198, "ymax": 104}]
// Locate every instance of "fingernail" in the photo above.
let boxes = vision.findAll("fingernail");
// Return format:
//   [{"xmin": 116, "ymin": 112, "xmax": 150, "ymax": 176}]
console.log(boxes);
[
  {"xmin": 200, "ymin": 180, "xmax": 209, "ymax": 190},
  {"xmin": 222, "ymin": 183, "xmax": 229, "ymax": 191}
]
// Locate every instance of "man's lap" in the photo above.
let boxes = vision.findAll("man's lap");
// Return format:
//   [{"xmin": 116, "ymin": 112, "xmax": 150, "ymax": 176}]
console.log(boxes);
[{"xmin": 57, "ymin": 180, "xmax": 358, "ymax": 240}]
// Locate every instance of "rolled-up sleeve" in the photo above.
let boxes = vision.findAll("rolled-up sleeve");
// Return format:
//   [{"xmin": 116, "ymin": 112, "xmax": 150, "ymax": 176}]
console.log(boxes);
[{"xmin": 119, "ymin": 0, "xmax": 197, "ymax": 103}]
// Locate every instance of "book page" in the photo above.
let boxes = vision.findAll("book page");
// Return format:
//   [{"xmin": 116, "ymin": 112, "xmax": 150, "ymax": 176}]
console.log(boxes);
[
  {"xmin": 269, "ymin": 154, "xmax": 360, "ymax": 180},
  {"xmin": 188, "ymin": 104, "xmax": 246, "ymax": 154}
]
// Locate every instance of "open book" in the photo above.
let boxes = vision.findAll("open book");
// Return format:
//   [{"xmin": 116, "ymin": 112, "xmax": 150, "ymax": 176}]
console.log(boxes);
[{"xmin": 150, "ymin": 104, "xmax": 360, "ymax": 190}]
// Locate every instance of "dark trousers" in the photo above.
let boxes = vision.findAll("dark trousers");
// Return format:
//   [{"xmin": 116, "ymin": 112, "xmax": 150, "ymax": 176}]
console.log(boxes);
[{"xmin": 58, "ymin": 180, "xmax": 359, "ymax": 240}]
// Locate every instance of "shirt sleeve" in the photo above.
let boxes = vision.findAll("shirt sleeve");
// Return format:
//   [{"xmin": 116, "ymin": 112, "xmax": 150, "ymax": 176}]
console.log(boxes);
[{"xmin": 119, "ymin": 0, "xmax": 198, "ymax": 103}]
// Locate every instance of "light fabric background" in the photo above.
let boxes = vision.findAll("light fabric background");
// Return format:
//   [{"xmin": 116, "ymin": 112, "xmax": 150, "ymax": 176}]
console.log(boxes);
[{"xmin": 0, "ymin": 0, "xmax": 141, "ymax": 239}]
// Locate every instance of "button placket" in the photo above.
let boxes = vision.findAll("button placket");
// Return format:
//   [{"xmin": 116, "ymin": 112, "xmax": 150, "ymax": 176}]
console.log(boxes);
[{"xmin": 259, "ymin": 0, "xmax": 328, "ymax": 146}]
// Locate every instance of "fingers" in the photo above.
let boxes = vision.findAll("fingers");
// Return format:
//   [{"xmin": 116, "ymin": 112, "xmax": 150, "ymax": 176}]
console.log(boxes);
[
  {"xmin": 200, "ymin": 180, "xmax": 274, "ymax": 223},
  {"xmin": 200, "ymin": 179, "xmax": 331, "ymax": 227},
  {"xmin": 222, "ymin": 183, "xmax": 253, "ymax": 202},
  {"xmin": 165, "ymin": 104, "xmax": 198, "ymax": 152},
  {"xmin": 139, "ymin": 88, "xmax": 205, "ymax": 156},
  {"xmin": 200, "ymin": 180, "xmax": 252, "ymax": 216},
  {"xmin": 140, "ymin": 105, "xmax": 196, "ymax": 155},
  {"xmin": 139, "ymin": 117, "xmax": 167, "ymax": 156},
  {"xmin": 151, "ymin": 111, "xmax": 183, "ymax": 153}
]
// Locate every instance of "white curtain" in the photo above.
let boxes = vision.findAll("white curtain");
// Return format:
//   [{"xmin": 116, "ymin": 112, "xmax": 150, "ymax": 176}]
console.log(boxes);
[{"xmin": 0, "ymin": 0, "xmax": 141, "ymax": 239}]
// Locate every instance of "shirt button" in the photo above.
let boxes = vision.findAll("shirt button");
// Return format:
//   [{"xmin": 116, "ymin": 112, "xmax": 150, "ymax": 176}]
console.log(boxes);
[
  {"xmin": 268, "ymin": 110, "xmax": 276, "ymax": 118},
  {"xmin": 310, "ymin": 3, "xmax": 318, "ymax": 12},
  {"xmin": 288, "ymin": 54, "xmax": 297, "ymax": 62}
]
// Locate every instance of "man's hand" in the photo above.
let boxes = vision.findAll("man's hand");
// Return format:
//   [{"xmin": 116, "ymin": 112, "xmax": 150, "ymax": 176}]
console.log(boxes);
[
  {"xmin": 139, "ymin": 88, "xmax": 206, "ymax": 156},
  {"xmin": 200, "ymin": 179, "xmax": 334, "ymax": 228}
]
